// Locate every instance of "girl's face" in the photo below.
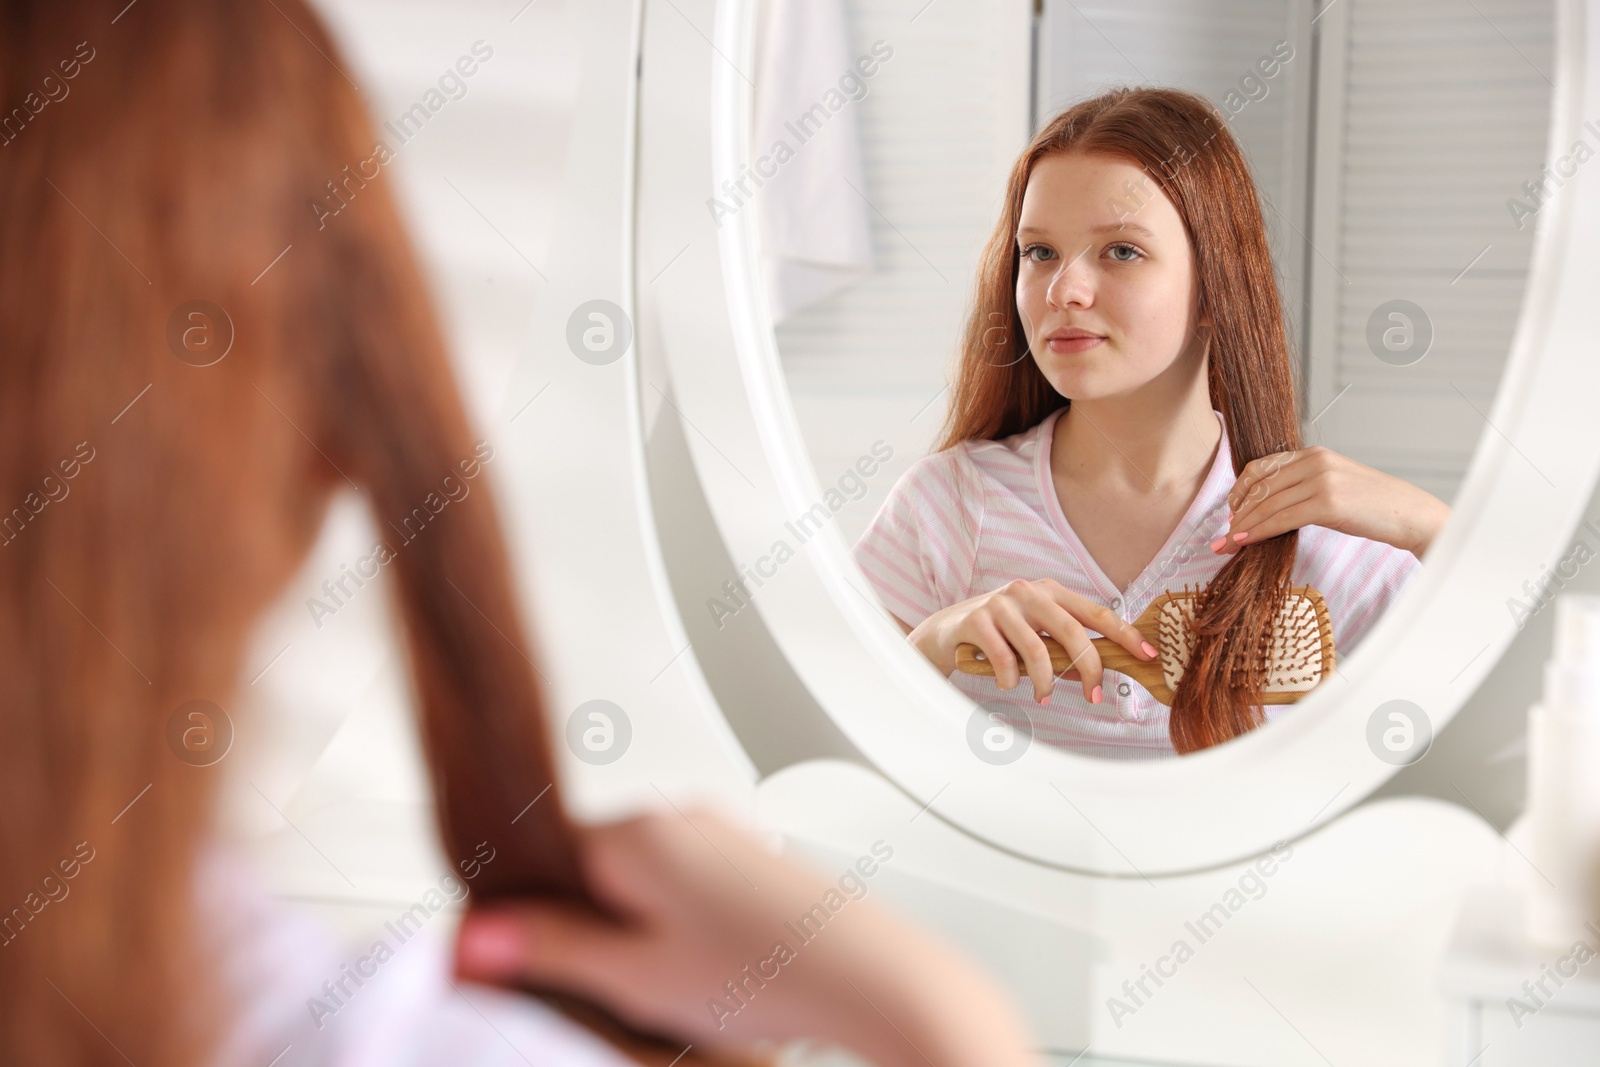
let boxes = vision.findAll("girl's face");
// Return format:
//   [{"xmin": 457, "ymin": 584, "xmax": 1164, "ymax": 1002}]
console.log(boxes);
[{"xmin": 1014, "ymin": 151, "xmax": 1207, "ymax": 400}]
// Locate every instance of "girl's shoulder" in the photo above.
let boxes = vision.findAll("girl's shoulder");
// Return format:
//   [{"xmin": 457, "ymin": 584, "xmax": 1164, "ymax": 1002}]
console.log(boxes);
[
  {"xmin": 961, "ymin": 410, "xmax": 1058, "ymax": 460},
  {"xmin": 936, "ymin": 411, "xmax": 1058, "ymax": 483},
  {"xmin": 1294, "ymin": 523, "xmax": 1420, "ymax": 582},
  {"xmin": 884, "ymin": 445, "xmax": 965, "ymax": 498},
  {"xmin": 877, "ymin": 411, "xmax": 1059, "ymax": 518},
  {"xmin": 1292, "ymin": 524, "xmax": 1421, "ymax": 655}
]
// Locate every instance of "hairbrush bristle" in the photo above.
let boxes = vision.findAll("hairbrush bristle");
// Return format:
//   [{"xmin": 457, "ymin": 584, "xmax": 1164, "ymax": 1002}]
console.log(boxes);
[{"xmin": 1156, "ymin": 584, "xmax": 1331, "ymax": 696}]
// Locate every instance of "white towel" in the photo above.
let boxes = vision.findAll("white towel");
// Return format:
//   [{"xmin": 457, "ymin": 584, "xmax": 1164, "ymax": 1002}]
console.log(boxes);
[{"xmin": 752, "ymin": 0, "xmax": 876, "ymax": 324}]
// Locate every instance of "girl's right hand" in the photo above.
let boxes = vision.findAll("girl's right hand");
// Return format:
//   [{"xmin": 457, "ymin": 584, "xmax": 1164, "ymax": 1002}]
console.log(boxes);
[{"xmin": 905, "ymin": 578, "xmax": 1157, "ymax": 705}]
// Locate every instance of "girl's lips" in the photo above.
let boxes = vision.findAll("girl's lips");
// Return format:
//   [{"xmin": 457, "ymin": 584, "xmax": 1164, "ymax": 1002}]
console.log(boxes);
[{"xmin": 1047, "ymin": 335, "xmax": 1105, "ymax": 354}]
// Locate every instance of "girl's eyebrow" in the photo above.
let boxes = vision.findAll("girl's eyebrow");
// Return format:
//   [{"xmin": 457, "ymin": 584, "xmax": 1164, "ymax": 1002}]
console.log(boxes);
[{"xmin": 1016, "ymin": 221, "xmax": 1157, "ymax": 239}]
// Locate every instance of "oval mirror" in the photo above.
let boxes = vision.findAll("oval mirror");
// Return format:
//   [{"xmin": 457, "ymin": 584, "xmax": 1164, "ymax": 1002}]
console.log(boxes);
[{"xmin": 633, "ymin": 0, "xmax": 1600, "ymax": 873}]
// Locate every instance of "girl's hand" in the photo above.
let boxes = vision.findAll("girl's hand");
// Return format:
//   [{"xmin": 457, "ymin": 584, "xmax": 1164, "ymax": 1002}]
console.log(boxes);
[
  {"xmin": 906, "ymin": 578, "xmax": 1157, "ymax": 705},
  {"xmin": 1214, "ymin": 445, "xmax": 1450, "ymax": 559},
  {"xmin": 452, "ymin": 808, "xmax": 1042, "ymax": 1067}
]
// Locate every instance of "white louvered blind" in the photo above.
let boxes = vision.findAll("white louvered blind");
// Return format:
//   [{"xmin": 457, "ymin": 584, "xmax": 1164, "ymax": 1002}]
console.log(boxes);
[{"xmin": 1308, "ymin": 0, "xmax": 1554, "ymax": 502}]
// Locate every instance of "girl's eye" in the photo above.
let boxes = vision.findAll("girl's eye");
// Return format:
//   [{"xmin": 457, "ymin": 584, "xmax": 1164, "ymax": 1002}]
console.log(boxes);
[
  {"xmin": 1106, "ymin": 243, "xmax": 1142, "ymax": 262},
  {"xmin": 1019, "ymin": 243, "xmax": 1055, "ymax": 263}
]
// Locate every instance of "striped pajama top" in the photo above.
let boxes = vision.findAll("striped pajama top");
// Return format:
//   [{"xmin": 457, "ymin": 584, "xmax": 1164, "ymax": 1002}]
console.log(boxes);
[{"xmin": 852, "ymin": 406, "xmax": 1421, "ymax": 759}]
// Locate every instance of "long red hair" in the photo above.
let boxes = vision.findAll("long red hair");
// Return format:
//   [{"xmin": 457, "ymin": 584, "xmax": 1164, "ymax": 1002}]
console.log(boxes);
[
  {"xmin": 0, "ymin": 1, "xmax": 596, "ymax": 1062},
  {"xmin": 936, "ymin": 87, "xmax": 1302, "ymax": 754}
]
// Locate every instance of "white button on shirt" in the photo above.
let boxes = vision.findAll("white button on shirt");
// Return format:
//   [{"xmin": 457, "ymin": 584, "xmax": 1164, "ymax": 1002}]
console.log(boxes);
[{"xmin": 853, "ymin": 406, "xmax": 1422, "ymax": 760}]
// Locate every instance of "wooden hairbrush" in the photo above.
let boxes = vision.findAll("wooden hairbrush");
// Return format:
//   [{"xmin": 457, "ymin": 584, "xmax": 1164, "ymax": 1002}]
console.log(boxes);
[{"xmin": 954, "ymin": 585, "xmax": 1337, "ymax": 706}]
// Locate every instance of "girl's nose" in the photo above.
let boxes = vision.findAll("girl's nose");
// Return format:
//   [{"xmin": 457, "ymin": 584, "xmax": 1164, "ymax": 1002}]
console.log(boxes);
[{"xmin": 1046, "ymin": 247, "xmax": 1094, "ymax": 308}]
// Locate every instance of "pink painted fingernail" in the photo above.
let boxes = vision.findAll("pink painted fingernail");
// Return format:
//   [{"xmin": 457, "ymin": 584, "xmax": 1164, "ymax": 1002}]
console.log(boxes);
[
  {"xmin": 456, "ymin": 914, "xmax": 525, "ymax": 978},
  {"xmin": 1091, "ymin": 685, "xmax": 1103, "ymax": 704},
  {"xmin": 1210, "ymin": 537, "xmax": 1226, "ymax": 551},
  {"xmin": 1141, "ymin": 640, "xmax": 1158, "ymax": 658},
  {"xmin": 1232, "ymin": 531, "xmax": 1249, "ymax": 542}
]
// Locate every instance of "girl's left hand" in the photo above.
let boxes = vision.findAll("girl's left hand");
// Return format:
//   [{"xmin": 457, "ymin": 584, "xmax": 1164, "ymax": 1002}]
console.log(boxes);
[{"xmin": 1213, "ymin": 445, "xmax": 1451, "ymax": 560}]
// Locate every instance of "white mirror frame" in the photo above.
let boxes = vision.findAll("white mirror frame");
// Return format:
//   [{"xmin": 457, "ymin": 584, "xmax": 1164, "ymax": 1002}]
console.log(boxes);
[{"xmin": 635, "ymin": 0, "xmax": 1600, "ymax": 874}]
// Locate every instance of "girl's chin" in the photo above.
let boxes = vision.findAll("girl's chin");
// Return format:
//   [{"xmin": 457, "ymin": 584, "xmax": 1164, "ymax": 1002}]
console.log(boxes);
[
  {"xmin": 1051, "ymin": 378, "xmax": 1147, "ymax": 404},
  {"xmin": 1047, "ymin": 369, "xmax": 1112, "ymax": 397},
  {"xmin": 1042, "ymin": 360, "xmax": 1167, "ymax": 402}
]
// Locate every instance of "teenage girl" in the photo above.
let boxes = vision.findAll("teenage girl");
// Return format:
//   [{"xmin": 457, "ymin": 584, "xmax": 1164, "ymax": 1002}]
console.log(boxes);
[{"xmin": 854, "ymin": 88, "xmax": 1448, "ymax": 758}]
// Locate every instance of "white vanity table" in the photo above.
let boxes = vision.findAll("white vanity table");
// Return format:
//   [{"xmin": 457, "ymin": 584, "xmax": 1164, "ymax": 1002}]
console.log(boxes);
[{"xmin": 245, "ymin": 0, "xmax": 1600, "ymax": 1064}]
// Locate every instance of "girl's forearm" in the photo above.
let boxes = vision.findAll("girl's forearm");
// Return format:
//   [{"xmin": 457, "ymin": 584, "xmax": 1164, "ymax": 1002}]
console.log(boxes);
[
  {"xmin": 822, "ymin": 928, "xmax": 1045, "ymax": 1067},
  {"xmin": 843, "ymin": 979, "xmax": 1043, "ymax": 1067},
  {"xmin": 1405, "ymin": 494, "xmax": 1452, "ymax": 559}
]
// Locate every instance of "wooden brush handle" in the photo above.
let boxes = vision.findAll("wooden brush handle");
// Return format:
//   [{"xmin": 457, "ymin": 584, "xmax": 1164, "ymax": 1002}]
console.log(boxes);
[{"xmin": 955, "ymin": 635, "xmax": 1167, "ymax": 695}]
